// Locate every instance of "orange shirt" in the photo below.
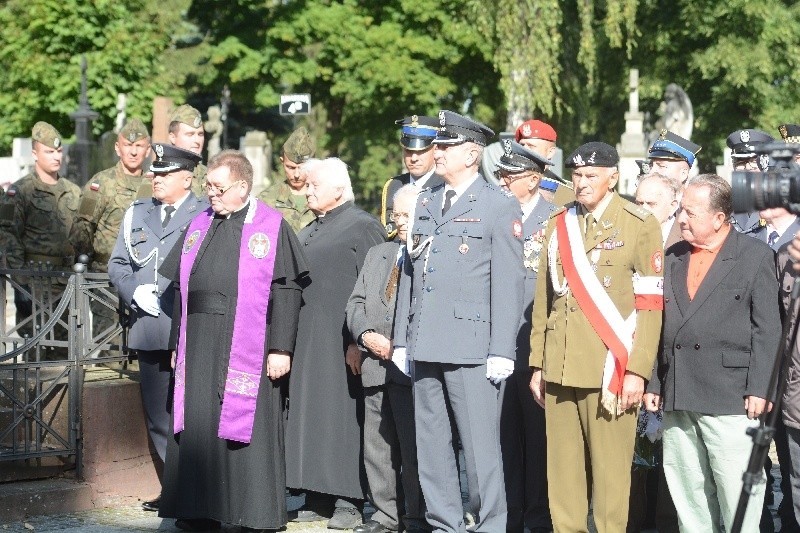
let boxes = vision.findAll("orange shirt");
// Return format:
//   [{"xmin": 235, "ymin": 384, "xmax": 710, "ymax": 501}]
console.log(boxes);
[{"xmin": 687, "ymin": 229, "xmax": 729, "ymax": 299}]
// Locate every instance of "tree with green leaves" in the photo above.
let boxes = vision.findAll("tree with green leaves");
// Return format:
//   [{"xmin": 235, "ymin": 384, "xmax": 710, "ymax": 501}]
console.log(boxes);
[
  {"xmin": 188, "ymin": 0, "xmax": 504, "ymax": 205},
  {"xmin": 0, "ymin": 0, "xmax": 199, "ymax": 154}
]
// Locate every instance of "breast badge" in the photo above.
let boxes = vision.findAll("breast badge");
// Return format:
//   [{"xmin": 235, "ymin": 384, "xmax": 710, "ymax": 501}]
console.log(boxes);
[
  {"xmin": 523, "ymin": 230, "xmax": 545, "ymax": 271},
  {"xmin": 512, "ymin": 220, "xmax": 523, "ymax": 238},
  {"xmin": 183, "ymin": 230, "xmax": 201, "ymax": 254},
  {"xmin": 248, "ymin": 232, "xmax": 271, "ymax": 259}
]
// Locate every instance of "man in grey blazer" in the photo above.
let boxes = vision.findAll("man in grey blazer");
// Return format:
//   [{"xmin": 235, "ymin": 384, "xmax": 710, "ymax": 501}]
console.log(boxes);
[
  {"xmin": 494, "ymin": 141, "xmax": 555, "ymax": 533},
  {"xmin": 644, "ymin": 174, "xmax": 781, "ymax": 532},
  {"xmin": 393, "ymin": 110, "xmax": 525, "ymax": 533},
  {"xmin": 108, "ymin": 144, "xmax": 206, "ymax": 512},
  {"xmin": 347, "ymin": 185, "xmax": 426, "ymax": 533}
]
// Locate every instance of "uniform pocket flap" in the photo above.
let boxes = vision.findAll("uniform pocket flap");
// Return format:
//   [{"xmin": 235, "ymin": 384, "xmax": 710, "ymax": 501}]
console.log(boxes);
[
  {"xmin": 454, "ymin": 301, "xmax": 490, "ymax": 322},
  {"xmin": 722, "ymin": 351, "xmax": 750, "ymax": 368}
]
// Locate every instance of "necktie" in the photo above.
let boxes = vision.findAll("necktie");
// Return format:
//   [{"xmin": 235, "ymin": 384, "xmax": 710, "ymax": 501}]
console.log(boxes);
[
  {"xmin": 768, "ymin": 230, "xmax": 779, "ymax": 247},
  {"xmin": 585, "ymin": 213, "xmax": 595, "ymax": 238},
  {"xmin": 442, "ymin": 190, "xmax": 456, "ymax": 216},
  {"xmin": 385, "ymin": 247, "xmax": 405, "ymax": 301},
  {"xmin": 163, "ymin": 205, "xmax": 175, "ymax": 228}
]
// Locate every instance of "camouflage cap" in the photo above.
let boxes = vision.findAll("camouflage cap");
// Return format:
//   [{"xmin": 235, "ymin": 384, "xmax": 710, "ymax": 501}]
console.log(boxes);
[
  {"xmin": 282, "ymin": 127, "xmax": 316, "ymax": 163},
  {"xmin": 31, "ymin": 121, "xmax": 62, "ymax": 149},
  {"xmin": 118, "ymin": 118, "xmax": 150, "ymax": 142},
  {"xmin": 169, "ymin": 104, "xmax": 203, "ymax": 129}
]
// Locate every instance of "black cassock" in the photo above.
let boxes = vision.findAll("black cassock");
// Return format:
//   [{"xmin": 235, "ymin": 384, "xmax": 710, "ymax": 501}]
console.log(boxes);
[
  {"xmin": 286, "ymin": 201, "xmax": 385, "ymax": 499},
  {"xmin": 158, "ymin": 205, "xmax": 308, "ymax": 529}
]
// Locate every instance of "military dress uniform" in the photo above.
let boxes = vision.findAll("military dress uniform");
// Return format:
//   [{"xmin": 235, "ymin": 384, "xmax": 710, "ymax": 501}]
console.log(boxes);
[
  {"xmin": 529, "ymin": 143, "xmax": 664, "ymax": 533},
  {"xmin": 108, "ymin": 145, "xmax": 205, "ymax": 479},
  {"xmin": 494, "ymin": 141, "xmax": 556, "ymax": 532},
  {"xmin": 393, "ymin": 111, "xmax": 525, "ymax": 533},
  {"xmin": 381, "ymin": 116, "xmax": 443, "ymax": 238}
]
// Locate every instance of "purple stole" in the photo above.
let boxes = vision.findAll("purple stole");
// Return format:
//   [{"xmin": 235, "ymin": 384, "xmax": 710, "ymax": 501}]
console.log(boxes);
[{"xmin": 174, "ymin": 199, "xmax": 282, "ymax": 444}]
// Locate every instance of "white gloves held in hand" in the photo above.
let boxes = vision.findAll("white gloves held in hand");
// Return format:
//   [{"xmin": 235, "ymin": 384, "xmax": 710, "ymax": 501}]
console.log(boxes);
[
  {"xmin": 132, "ymin": 284, "xmax": 160, "ymax": 316},
  {"xmin": 486, "ymin": 356, "xmax": 514, "ymax": 384},
  {"xmin": 391, "ymin": 347, "xmax": 410, "ymax": 376}
]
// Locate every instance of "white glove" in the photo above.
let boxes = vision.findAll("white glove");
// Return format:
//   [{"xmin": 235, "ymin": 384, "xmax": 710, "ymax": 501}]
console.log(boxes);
[
  {"xmin": 132, "ymin": 284, "xmax": 160, "ymax": 316},
  {"xmin": 391, "ymin": 347, "xmax": 411, "ymax": 377},
  {"xmin": 486, "ymin": 356, "xmax": 514, "ymax": 384}
]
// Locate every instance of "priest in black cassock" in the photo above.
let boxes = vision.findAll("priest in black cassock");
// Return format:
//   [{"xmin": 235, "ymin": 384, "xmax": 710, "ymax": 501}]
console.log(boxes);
[
  {"xmin": 158, "ymin": 150, "xmax": 309, "ymax": 533},
  {"xmin": 286, "ymin": 157, "xmax": 386, "ymax": 530}
]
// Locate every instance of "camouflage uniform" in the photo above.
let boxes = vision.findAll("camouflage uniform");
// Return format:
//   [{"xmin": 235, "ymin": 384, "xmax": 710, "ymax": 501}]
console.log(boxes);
[
  {"xmin": 192, "ymin": 163, "xmax": 207, "ymax": 199},
  {"xmin": 258, "ymin": 127, "xmax": 316, "ymax": 233},
  {"xmin": 257, "ymin": 180, "xmax": 314, "ymax": 233},
  {"xmin": 2, "ymin": 174, "xmax": 80, "ymax": 269}
]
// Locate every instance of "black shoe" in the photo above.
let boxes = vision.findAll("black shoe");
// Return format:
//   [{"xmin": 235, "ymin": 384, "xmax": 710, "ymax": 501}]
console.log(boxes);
[
  {"xmin": 141, "ymin": 497, "xmax": 160, "ymax": 512},
  {"xmin": 240, "ymin": 527, "xmax": 281, "ymax": 533},
  {"xmin": 290, "ymin": 508, "xmax": 331, "ymax": 522},
  {"xmin": 353, "ymin": 520, "xmax": 392, "ymax": 533},
  {"xmin": 327, "ymin": 507, "xmax": 363, "ymax": 529},
  {"xmin": 174, "ymin": 518, "xmax": 221, "ymax": 531}
]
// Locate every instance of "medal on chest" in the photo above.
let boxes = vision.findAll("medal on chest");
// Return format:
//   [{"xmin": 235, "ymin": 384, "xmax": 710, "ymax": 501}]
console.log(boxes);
[{"xmin": 523, "ymin": 230, "xmax": 545, "ymax": 271}]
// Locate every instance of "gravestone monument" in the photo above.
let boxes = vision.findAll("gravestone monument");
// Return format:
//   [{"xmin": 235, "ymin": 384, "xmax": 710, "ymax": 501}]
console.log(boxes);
[{"xmin": 617, "ymin": 69, "xmax": 648, "ymax": 196}]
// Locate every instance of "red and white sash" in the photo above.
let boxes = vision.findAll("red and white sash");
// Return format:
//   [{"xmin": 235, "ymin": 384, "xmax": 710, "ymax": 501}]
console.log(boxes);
[{"xmin": 549, "ymin": 207, "xmax": 662, "ymax": 414}]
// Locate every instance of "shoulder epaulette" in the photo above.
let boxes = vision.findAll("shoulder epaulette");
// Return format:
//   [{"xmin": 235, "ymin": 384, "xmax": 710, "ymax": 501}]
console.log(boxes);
[
  {"xmin": 549, "ymin": 205, "xmax": 567, "ymax": 219},
  {"xmin": 623, "ymin": 202, "xmax": 653, "ymax": 221}
]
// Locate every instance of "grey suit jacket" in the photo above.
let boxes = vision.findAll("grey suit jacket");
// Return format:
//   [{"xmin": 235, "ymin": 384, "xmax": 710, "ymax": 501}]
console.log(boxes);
[
  {"xmin": 346, "ymin": 241, "xmax": 410, "ymax": 387},
  {"xmin": 108, "ymin": 192, "xmax": 207, "ymax": 351},
  {"xmin": 394, "ymin": 176, "xmax": 525, "ymax": 364},
  {"xmin": 647, "ymin": 228, "xmax": 781, "ymax": 414}
]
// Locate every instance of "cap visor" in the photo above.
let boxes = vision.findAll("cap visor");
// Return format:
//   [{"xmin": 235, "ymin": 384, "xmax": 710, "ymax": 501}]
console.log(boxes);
[
  {"xmin": 150, "ymin": 161, "xmax": 182, "ymax": 173},
  {"xmin": 401, "ymin": 137, "xmax": 435, "ymax": 150}
]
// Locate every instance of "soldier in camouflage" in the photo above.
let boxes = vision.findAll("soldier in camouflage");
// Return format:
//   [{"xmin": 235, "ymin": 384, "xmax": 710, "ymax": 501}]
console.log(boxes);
[
  {"xmin": 168, "ymin": 104, "xmax": 206, "ymax": 199},
  {"xmin": 71, "ymin": 118, "xmax": 152, "ymax": 272},
  {"xmin": 69, "ymin": 118, "xmax": 153, "ymax": 344},
  {"xmin": 257, "ymin": 127, "xmax": 316, "ymax": 233},
  {"xmin": 0, "ymin": 122, "xmax": 81, "ymax": 341}
]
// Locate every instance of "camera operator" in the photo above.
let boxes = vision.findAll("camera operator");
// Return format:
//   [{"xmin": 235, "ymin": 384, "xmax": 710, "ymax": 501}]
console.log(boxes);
[{"xmin": 728, "ymin": 129, "xmax": 775, "ymax": 236}]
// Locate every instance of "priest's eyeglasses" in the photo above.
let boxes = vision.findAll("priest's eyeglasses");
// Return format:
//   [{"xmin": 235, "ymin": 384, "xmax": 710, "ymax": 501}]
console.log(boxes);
[
  {"xmin": 391, "ymin": 212, "xmax": 410, "ymax": 222},
  {"xmin": 205, "ymin": 180, "xmax": 243, "ymax": 195}
]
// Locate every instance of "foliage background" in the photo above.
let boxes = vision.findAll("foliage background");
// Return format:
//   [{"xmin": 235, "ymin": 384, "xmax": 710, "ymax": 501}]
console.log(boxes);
[{"xmin": 1, "ymin": 0, "xmax": 799, "ymax": 207}]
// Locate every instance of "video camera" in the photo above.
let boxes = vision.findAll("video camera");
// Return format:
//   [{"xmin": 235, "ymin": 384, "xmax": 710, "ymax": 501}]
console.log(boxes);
[{"xmin": 732, "ymin": 142, "xmax": 800, "ymax": 214}]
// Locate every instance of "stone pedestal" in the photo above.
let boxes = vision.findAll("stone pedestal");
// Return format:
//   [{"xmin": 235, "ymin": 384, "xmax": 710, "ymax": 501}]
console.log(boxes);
[
  {"xmin": 241, "ymin": 131, "xmax": 272, "ymax": 191},
  {"xmin": 617, "ymin": 69, "xmax": 647, "ymax": 196},
  {"xmin": 151, "ymin": 97, "xmax": 174, "ymax": 144}
]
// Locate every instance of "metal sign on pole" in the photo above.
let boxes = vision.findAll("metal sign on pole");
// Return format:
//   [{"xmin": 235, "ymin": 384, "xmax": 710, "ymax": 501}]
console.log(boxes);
[{"xmin": 279, "ymin": 94, "xmax": 311, "ymax": 116}]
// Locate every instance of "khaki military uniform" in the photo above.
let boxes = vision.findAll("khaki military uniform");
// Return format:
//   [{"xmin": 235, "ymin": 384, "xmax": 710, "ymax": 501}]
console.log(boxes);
[
  {"xmin": 191, "ymin": 163, "xmax": 207, "ymax": 199},
  {"xmin": 529, "ymin": 192, "xmax": 663, "ymax": 533},
  {"xmin": 257, "ymin": 180, "xmax": 314, "ymax": 233},
  {"xmin": 71, "ymin": 161, "xmax": 150, "ymax": 272}
]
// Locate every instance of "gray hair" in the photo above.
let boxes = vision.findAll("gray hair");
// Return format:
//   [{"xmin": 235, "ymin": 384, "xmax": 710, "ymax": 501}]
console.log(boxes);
[
  {"xmin": 637, "ymin": 172, "xmax": 681, "ymax": 200},
  {"xmin": 685, "ymin": 173, "xmax": 732, "ymax": 217},
  {"xmin": 301, "ymin": 157, "xmax": 355, "ymax": 202},
  {"xmin": 393, "ymin": 184, "xmax": 418, "ymax": 209}
]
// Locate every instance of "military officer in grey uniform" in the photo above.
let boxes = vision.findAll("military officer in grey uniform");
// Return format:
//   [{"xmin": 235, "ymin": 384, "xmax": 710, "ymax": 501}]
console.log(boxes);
[
  {"xmin": 108, "ymin": 144, "xmax": 205, "ymax": 512},
  {"xmin": 381, "ymin": 115, "xmax": 444, "ymax": 239},
  {"xmin": 495, "ymin": 141, "xmax": 555, "ymax": 533},
  {"xmin": 393, "ymin": 110, "xmax": 525, "ymax": 533}
]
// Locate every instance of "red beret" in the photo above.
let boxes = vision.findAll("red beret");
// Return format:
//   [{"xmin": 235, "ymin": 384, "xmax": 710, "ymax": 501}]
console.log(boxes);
[{"xmin": 515, "ymin": 119, "xmax": 557, "ymax": 143}]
